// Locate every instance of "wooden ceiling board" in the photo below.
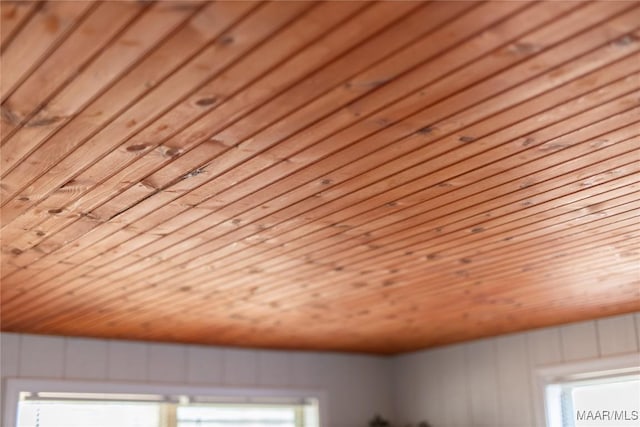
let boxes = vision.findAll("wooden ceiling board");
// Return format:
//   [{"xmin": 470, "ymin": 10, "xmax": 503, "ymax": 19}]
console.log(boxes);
[
  {"xmin": 1, "ymin": 0, "xmax": 639, "ymax": 354},
  {"xmin": 1, "ymin": 1, "xmax": 215, "ymax": 171},
  {"xmin": 0, "ymin": 1, "xmax": 40, "ymax": 50},
  {"xmin": 45, "ymin": 55, "xmax": 640, "ymax": 330}
]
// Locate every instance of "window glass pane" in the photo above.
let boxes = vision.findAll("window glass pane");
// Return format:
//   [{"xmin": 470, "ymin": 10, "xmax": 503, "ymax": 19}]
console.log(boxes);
[
  {"xmin": 17, "ymin": 401, "xmax": 160, "ymax": 427},
  {"xmin": 572, "ymin": 379, "xmax": 640, "ymax": 427},
  {"xmin": 177, "ymin": 405, "xmax": 297, "ymax": 427}
]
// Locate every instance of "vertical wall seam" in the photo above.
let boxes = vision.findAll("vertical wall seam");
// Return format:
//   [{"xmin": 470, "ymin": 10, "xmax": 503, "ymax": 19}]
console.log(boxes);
[
  {"xmin": 631, "ymin": 314, "xmax": 640, "ymax": 351},
  {"xmin": 16, "ymin": 334, "xmax": 24, "ymax": 377},
  {"xmin": 182, "ymin": 346, "xmax": 188, "ymax": 384},
  {"xmin": 523, "ymin": 333, "xmax": 536, "ymax": 427},
  {"xmin": 62, "ymin": 337, "xmax": 69, "ymax": 379},
  {"xmin": 104, "ymin": 339, "xmax": 111, "ymax": 380},
  {"xmin": 594, "ymin": 320, "xmax": 603, "ymax": 358},
  {"xmin": 144, "ymin": 343, "xmax": 150, "ymax": 382},
  {"xmin": 463, "ymin": 343, "xmax": 472, "ymax": 427},
  {"xmin": 492, "ymin": 338, "xmax": 504, "ymax": 427},
  {"xmin": 559, "ymin": 326, "xmax": 567, "ymax": 362}
]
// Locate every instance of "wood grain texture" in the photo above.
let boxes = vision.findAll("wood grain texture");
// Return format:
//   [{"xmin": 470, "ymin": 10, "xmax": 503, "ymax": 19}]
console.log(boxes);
[{"xmin": 1, "ymin": 1, "xmax": 639, "ymax": 354}]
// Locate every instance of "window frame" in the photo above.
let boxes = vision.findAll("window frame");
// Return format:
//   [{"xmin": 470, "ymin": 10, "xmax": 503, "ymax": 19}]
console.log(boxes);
[
  {"xmin": 3, "ymin": 378, "xmax": 327, "ymax": 427},
  {"xmin": 532, "ymin": 353, "xmax": 640, "ymax": 427}
]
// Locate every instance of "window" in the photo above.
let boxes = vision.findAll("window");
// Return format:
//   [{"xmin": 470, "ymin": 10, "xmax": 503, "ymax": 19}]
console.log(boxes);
[
  {"xmin": 17, "ymin": 399, "xmax": 160, "ymax": 427},
  {"xmin": 17, "ymin": 398, "xmax": 315, "ymax": 427},
  {"xmin": 5, "ymin": 381, "xmax": 322, "ymax": 427},
  {"xmin": 536, "ymin": 354, "xmax": 640, "ymax": 427},
  {"xmin": 547, "ymin": 375, "xmax": 640, "ymax": 427}
]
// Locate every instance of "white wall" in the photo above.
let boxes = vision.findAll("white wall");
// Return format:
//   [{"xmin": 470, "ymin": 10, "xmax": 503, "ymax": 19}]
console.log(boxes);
[
  {"xmin": 392, "ymin": 312, "xmax": 640, "ymax": 427},
  {"xmin": 2, "ymin": 313, "xmax": 639, "ymax": 427},
  {"xmin": 0, "ymin": 333, "xmax": 394, "ymax": 427}
]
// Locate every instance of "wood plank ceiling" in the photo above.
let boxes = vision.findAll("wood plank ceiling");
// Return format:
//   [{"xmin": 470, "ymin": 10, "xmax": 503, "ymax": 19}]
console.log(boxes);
[{"xmin": 1, "ymin": 0, "xmax": 639, "ymax": 354}]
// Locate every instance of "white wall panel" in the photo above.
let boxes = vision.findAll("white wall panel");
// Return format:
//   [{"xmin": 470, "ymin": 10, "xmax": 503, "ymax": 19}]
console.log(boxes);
[
  {"xmin": 440, "ymin": 344, "xmax": 470, "ymax": 427},
  {"xmin": 596, "ymin": 314, "xmax": 639, "ymax": 356},
  {"xmin": 223, "ymin": 348, "xmax": 258, "ymax": 386},
  {"xmin": 393, "ymin": 313, "xmax": 640, "ymax": 427},
  {"xmin": 465, "ymin": 339, "xmax": 500, "ymax": 427},
  {"xmin": 527, "ymin": 327, "xmax": 563, "ymax": 366},
  {"xmin": 186, "ymin": 345, "xmax": 224, "ymax": 385},
  {"xmin": 392, "ymin": 352, "xmax": 418, "ymax": 425},
  {"xmin": 527, "ymin": 327, "xmax": 564, "ymax": 426},
  {"xmin": 322, "ymin": 354, "xmax": 361, "ymax": 427},
  {"xmin": 108, "ymin": 340, "xmax": 148, "ymax": 381},
  {"xmin": 358, "ymin": 356, "xmax": 394, "ymax": 422},
  {"xmin": 0, "ymin": 333, "xmax": 20, "ymax": 378},
  {"xmin": 257, "ymin": 350, "xmax": 291, "ymax": 386},
  {"xmin": 496, "ymin": 334, "xmax": 534, "ymax": 427},
  {"xmin": 0, "ymin": 333, "xmax": 21, "ymax": 407},
  {"xmin": 64, "ymin": 337, "xmax": 108, "ymax": 380},
  {"xmin": 420, "ymin": 349, "xmax": 445, "ymax": 426},
  {"xmin": 1, "ymin": 333, "xmax": 394, "ymax": 427},
  {"xmin": 636, "ymin": 313, "xmax": 640, "ymax": 348},
  {"xmin": 289, "ymin": 352, "xmax": 322, "ymax": 387},
  {"xmin": 560, "ymin": 320, "xmax": 599, "ymax": 361},
  {"xmin": 148, "ymin": 343, "xmax": 187, "ymax": 383},
  {"xmin": 19, "ymin": 334, "xmax": 65, "ymax": 378},
  {"xmin": 411, "ymin": 351, "xmax": 435, "ymax": 424}
]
